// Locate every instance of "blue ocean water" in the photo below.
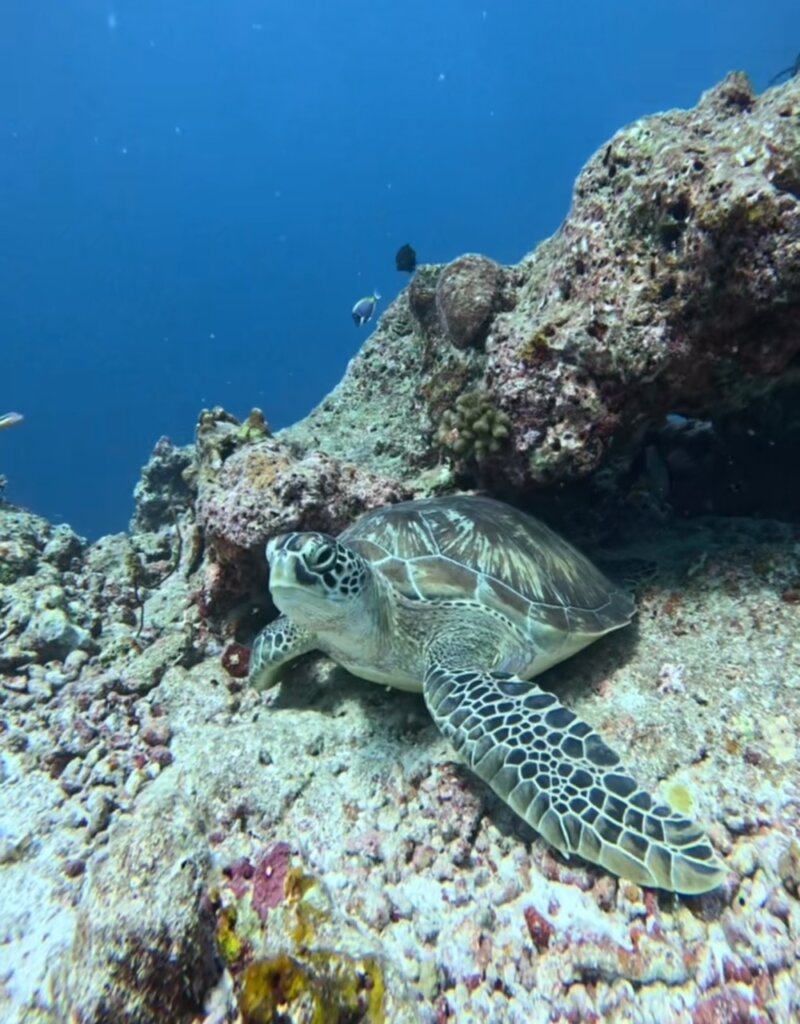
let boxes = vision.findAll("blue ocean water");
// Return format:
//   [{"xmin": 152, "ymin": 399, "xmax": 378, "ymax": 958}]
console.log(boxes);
[{"xmin": 0, "ymin": 1, "xmax": 796, "ymax": 539}]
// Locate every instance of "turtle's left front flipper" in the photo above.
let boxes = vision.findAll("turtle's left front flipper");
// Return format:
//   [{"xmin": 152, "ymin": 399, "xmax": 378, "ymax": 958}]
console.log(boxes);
[
  {"xmin": 249, "ymin": 615, "xmax": 316, "ymax": 691},
  {"xmin": 422, "ymin": 665, "xmax": 725, "ymax": 895}
]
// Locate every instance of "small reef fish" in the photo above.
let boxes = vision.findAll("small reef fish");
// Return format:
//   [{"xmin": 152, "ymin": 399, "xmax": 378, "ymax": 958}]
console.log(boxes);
[
  {"xmin": 0, "ymin": 412, "xmax": 24, "ymax": 430},
  {"xmin": 351, "ymin": 292, "xmax": 381, "ymax": 327},
  {"xmin": 395, "ymin": 243, "xmax": 417, "ymax": 273},
  {"xmin": 664, "ymin": 412, "xmax": 713, "ymax": 438}
]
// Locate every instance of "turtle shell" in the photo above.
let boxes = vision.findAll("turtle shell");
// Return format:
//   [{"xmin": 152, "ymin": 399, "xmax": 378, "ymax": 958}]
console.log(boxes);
[{"xmin": 341, "ymin": 495, "xmax": 634, "ymax": 638}]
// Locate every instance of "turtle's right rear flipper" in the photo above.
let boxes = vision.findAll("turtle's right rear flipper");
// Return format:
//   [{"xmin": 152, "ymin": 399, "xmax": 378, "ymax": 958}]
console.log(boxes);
[{"xmin": 422, "ymin": 664, "xmax": 725, "ymax": 895}]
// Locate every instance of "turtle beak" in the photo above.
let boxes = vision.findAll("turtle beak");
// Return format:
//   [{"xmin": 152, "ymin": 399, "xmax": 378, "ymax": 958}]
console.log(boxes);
[
  {"xmin": 267, "ymin": 533, "xmax": 329, "ymax": 598},
  {"xmin": 265, "ymin": 534, "xmax": 299, "ymax": 592},
  {"xmin": 268, "ymin": 552, "xmax": 311, "ymax": 620},
  {"xmin": 268, "ymin": 555, "xmax": 296, "ymax": 591},
  {"xmin": 266, "ymin": 533, "xmax": 294, "ymax": 566}
]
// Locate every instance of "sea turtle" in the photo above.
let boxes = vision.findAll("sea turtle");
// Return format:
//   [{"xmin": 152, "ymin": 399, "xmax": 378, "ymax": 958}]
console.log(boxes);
[{"xmin": 249, "ymin": 495, "xmax": 724, "ymax": 894}]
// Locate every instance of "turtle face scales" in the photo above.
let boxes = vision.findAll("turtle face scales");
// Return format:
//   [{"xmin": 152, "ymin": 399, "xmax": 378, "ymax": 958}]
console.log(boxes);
[{"xmin": 266, "ymin": 532, "xmax": 370, "ymax": 629}]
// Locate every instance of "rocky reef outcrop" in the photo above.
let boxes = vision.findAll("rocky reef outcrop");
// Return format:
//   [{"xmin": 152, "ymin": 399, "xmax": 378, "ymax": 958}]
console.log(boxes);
[
  {"xmin": 181, "ymin": 73, "xmax": 800, "ymax": 611},
  {"xmin": 285, "ymin": 73, "xmax": 800, "ymax": 498}
]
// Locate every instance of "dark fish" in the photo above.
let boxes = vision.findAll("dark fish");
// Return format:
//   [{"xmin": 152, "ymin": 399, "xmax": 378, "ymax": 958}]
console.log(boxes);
[
  {"xmin": 351, "ymin": 292, "xmax": 381, "ymax": 327},
  {"xmin": 395, "ymin": 243, "xmax": 417, "ymax": 273}
]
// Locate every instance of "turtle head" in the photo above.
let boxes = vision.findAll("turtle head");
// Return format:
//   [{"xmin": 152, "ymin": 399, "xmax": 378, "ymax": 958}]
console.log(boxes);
[{"xmin": 266, "ymin": 531, "xmax": 372, "ymax": 629}]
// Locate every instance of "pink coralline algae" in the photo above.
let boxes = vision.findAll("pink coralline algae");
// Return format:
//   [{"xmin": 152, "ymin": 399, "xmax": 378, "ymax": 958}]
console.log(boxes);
[
  {"xmin": 692, "ymin": 989, "xmax": 768, "ymax": 1024},
  {"xmin": 523, "ymin": 905, "xmax": 554, "ymax": 951},
  {"xmin": 222, "ymin": 857, "xmax": 255, "ymax": 899},
  {"xmin": 192, "ymin": 409, "xmax": 410, "ymax": 610},
  {"xmin": 251, "ymin": 842, "xmax": 292, "ymax": 922},
  {"xmin": 196, "ymin": 439, "xmax": 407, "ymax": 551},
  {"xmin": 221, "ymin": 642, "xmax": 251, "ymax": 679}
]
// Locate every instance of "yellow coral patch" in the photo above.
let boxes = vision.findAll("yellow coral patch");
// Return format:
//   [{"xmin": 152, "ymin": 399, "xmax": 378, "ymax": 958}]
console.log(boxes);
[
  {"xmin": 664, "ymin": 780, "xmax": 695, "ymax": 816},
  {"xmin": 240, "ymin": 951, "xmax": 385, "ymax": 1024}
]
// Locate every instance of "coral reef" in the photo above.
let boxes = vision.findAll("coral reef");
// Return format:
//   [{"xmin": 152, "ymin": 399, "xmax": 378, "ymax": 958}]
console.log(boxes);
[
  {"xmin": 130, "ymin": 436, "xmax": 195, "ymax": 534},
  {"xmin": 210, "ymin": 839, "xmax": 414, "ymax": 1022},
  {"xmin": 0, "ymin": 510, "xmax": 92, "ymax": 668},
  {"xmin": 487, "ymin": 71, "xmax": 800, "ymax": 488},
  {"xmin": 4, "ymin": 483, "xmax": 800, "ymax": 1022},
  {"xmin": 53, "ymin": 781, "xmax": 218, "ymax": 1021},
  {"xmin": 2, "ymin": 73, "xmax": 800, "ymax": 1024},
  {"xmin": 195, "ymin": 433, "xmax": 407, "ymax": 554}
]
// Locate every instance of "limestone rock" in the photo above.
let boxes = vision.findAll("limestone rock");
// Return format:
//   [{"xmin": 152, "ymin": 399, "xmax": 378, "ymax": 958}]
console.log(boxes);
[{"xmin": 53, "ymin": 779, "xmax": 217, "ymax": 1024}]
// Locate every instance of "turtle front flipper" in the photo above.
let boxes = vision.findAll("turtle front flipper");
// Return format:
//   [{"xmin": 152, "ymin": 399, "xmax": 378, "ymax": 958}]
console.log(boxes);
[
  {"xmin": 249, "ymin": 615, "xmax": 316, "ymax": 691},
  {"xmin": 423, "ymin": 665, "xmax": 725, "ymax": 894}
]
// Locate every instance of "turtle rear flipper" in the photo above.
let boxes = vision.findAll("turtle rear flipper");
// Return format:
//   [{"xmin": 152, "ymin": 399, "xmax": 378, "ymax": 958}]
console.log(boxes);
[
  {"xmin": 423, "ymin": 664, "xmax": 725, "ymax": 895},
  {"xmin": 594, "ymin": 556, "xmax": 658, "ymax": 595}
]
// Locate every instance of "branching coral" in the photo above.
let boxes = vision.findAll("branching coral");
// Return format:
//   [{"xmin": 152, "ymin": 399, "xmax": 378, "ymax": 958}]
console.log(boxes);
[{"xmin": 435, "ymin": 390, "xmax": 511, "ymax": 464}]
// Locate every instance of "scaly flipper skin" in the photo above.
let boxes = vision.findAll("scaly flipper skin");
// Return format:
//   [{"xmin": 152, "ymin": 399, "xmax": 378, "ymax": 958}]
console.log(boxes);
[
  {"xmin": 249, "ymin": 616, "xmax": 316, "ymax": 691},
  {"xmin": 423, "ymin": 665, "xmax": 725, "ymax": 894}
]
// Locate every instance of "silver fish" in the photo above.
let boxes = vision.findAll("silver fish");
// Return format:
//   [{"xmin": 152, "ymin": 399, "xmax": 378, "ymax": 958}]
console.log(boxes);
[
  {"xmin": 351, "ymin": 291, "xmax": 381, "ymax": 327},
  {"xmin": 0, "ymin": 412, "xmax": 24, "ymax": 431}
]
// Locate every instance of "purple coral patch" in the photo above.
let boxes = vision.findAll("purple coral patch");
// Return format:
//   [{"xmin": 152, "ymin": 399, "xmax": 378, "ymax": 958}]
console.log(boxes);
[
  {"xmin": 251, "ymin": 842, "xmax": 292, "ymax": 921},
  {"xmin": 222, "ymin": 856, "xmax": 255, "ymax": 899}
]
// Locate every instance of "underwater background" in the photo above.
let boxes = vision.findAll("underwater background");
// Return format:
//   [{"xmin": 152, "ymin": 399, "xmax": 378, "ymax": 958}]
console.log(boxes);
[
  {"xmin": 2, "ymin": 6, "xmax": 800, "ymax": 1022},
  {"xmin": 0, "ymin": 0, "xmax": 797, "ymax": 538}
]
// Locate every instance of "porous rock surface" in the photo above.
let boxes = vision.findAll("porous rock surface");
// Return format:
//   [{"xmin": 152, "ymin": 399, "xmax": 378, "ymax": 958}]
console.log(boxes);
[
  {"xmin": 52, "ymin": 781, "xmax": 217, "ymax": 1022},
  {"xmin": 190, "ymin": 77, "xmax": 800, "ymax": 581}
]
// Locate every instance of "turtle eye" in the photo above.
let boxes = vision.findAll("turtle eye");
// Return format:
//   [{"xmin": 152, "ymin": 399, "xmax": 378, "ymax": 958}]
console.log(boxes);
[{"xmin": 307, "ymin": 543, "xmax": 336, "ymax": 572}]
